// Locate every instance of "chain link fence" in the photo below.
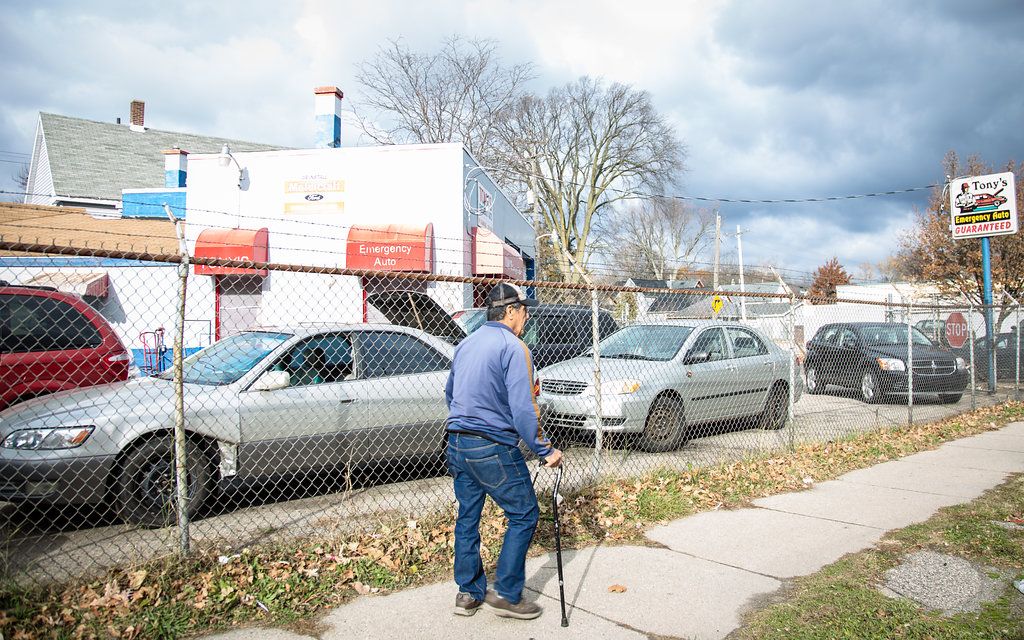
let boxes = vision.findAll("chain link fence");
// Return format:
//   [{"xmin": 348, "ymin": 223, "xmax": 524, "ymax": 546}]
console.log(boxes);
[{"xmin": 0, "ymin": 242, "xmax": 1017, "ymax": 587}]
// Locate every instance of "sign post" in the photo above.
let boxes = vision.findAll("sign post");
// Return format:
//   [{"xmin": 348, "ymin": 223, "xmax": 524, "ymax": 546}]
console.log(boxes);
[{"xmin": 950, "ymin": 171, "xmax": 1018, "ymax": 390}]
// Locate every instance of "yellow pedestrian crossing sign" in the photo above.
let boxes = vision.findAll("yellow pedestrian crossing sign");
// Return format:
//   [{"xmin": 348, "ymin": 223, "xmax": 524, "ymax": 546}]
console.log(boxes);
[{"xmin": 712, "ymin": 295, "xmax": 723, "ymax": 316}]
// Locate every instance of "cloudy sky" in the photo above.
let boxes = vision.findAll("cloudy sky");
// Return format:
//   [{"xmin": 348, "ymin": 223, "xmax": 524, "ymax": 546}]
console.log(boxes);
[{"xmin": 2, "ymin": 0, "xmax": 1021, "ymax": 283}]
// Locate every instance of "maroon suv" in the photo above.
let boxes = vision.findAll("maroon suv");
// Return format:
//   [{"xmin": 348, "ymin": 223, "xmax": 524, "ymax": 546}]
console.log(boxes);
[{"xmin": 0, "ymin": 284, "xmax": 130, "ymax": 410}]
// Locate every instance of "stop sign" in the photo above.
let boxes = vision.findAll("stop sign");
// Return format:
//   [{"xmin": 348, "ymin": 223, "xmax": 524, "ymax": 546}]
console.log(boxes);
[{"xmin": 945, "ymin": 312, "xmax": 969, "ymax": 348}]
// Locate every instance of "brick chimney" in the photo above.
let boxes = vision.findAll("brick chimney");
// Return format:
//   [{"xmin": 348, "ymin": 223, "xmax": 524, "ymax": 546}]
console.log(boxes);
[
  {"xmin": 314, "ymin": 86, "xmax": 343, "ymax": 148},
  {"xmin": 130, "ymin": 100, "xmax": 145, "ymax": 127}
]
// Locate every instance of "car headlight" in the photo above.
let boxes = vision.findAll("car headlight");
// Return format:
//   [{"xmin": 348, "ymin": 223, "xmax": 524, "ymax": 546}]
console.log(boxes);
[
  {"xmin": 876, "ymin": 358, "xmax": 906, "ymax": 372},
  {"xmin": 2, "ymin": 426, "xmax": 94, "ymax": 450},
  {"xmin": 955, "ymin": 357, "xmax": 967, "ymax": 371},
  {"xmin": 591, "ymin": 379, "xmax": 642, "ymax": 395}
]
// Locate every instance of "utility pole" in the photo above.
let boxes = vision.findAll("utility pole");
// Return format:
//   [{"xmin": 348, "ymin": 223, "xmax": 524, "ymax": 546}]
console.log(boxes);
[
  {"xmin": 726, "ymin": 225, "xmax": 751, "ymax": 321},
  {"xmin": 713, "ymin": 212, "xmax": 720, "ymax": 290},
  {"xmin": 736, "ymin": 225, "xmax": 748, "ymax": 321}
]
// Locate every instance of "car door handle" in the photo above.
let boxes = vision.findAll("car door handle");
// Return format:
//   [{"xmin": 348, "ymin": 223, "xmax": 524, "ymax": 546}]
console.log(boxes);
[{"xmin": 339, "ymin": 398, "xmax": 355, "ymax": 404}]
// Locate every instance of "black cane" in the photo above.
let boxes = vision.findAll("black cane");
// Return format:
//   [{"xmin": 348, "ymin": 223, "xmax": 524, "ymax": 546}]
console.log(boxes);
[{"xmin": 552, "ymin": 463, "xmax": 568, "ymax": 627}]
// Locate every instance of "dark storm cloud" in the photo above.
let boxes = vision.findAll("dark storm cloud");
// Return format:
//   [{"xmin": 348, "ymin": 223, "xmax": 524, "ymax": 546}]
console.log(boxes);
[
  {"xmin": 2, "ymin": 0, "xmax": 1021, "ymax": 278},
  {"xmin": 664, "ymin": 0, "xmax": 1024, "ymax": 276}
]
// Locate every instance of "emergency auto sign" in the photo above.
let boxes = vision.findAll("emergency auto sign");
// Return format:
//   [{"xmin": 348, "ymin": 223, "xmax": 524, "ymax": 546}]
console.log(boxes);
[{"xmin": 949, "ymin": 171, "xmax": 1017, "ymax": 239}]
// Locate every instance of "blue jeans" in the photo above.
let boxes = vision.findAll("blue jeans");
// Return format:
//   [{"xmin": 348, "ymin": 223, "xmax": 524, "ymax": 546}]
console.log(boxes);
[{"xmin": 446, "ymin": 432, "xmax": 539, "ymax": 604}]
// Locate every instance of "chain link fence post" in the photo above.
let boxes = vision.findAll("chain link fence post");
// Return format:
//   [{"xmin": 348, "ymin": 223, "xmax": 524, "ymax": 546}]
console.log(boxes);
[
  {"xmin": 906, "ymin": 301, "xmax": 913, "ymax": 426},
  {"xmin": 969, "ymin": 301, "xmax": 977, "ymax": 411},
  {"xmin": 787, "ymin": 295, "xmax": 797, "ymax": 451},
  {"xmin": 590, "ymin": 285, "xmax": 603, "ymax": 480},
  {"xmin": 1005, "ymin": 293, "xmax": 1022, "ymax": 402},
  {"xmin": 166, "ymin": 205, "xmax": 191, "ymax": 554}
]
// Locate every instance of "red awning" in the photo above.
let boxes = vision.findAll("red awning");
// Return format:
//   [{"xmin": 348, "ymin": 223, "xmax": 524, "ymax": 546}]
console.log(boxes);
[
  {"xmin": 473, "ymin": 227, "xmax": 526, "ymax": 280},
  {"xmin": 346, "ymin": 223, "xmax": 434, "ymax": 272},
  {"xmin": 194, "ymin": 228, "xmax": 269, "ymax": 276},
  {"xmin": 23, "ymin": 272, "xmax": 109, "ymax": 297}
]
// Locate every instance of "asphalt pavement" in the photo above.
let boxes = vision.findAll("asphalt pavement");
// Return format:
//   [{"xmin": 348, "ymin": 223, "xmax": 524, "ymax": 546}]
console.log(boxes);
[{"xmin": 194, "ymin": 421, "xmax": 1024, "ymax": 640}]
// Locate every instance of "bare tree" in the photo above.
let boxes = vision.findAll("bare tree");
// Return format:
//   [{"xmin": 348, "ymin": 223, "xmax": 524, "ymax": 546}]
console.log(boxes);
[
  {"xmin": 353, "ymin": 35, "xmax": 535, "ymax": 172},
  {"xmin": 502, "ymin": 77, "xmax": 686, "ymax": 281},
  {"xmin": 1, "ymin": 163, "xmax": 30, "ymax": 203},
  {"xmin": 603, "ymin": 198, "xmax": 714, "ymax": 280}
]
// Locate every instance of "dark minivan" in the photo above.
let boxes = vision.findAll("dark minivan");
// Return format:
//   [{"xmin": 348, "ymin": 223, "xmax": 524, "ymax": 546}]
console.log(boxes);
[
  {"xmin": 453, "ymin": 304, "xmax": 619, "ymax": 370},
  {"xmin": 804, "ymin": 322, "xmax": 968, "ymax": 404}
]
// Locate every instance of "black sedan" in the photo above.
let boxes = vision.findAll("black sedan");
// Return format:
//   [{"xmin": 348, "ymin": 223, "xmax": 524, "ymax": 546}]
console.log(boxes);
[
  {"xmin": 804, "ymin": 322, "xmax": 968, "ymax": 404},
  {"xmin": 956, "ymin": 332, "xmax": 1023, "ymax": 382}
]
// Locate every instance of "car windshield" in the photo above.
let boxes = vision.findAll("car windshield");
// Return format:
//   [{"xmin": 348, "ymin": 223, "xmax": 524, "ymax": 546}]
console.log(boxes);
[
  {"xmin": 158, "ymin": 331, "xmax": 292, "ymax": 385},
  {"xmin": 597, "ymin": 325, "xmax": 694, "ymax": 361},
  {"xmin": 855, "ymin": 324, "xmax": 933, "ymax": 347},
  {"xmin": 453, "ymin": 309, "xmax": 487, "ymax": 335}
]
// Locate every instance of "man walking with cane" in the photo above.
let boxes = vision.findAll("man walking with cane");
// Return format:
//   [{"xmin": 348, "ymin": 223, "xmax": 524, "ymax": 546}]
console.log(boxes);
[{"xmin": 445, "ymin": 283, "xmax": 562, "ymax": 620}]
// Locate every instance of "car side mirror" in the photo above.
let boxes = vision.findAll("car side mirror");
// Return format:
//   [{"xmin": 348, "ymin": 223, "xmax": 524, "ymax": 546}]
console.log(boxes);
[
  {"xmin": 252, "ymin": 370, "xmax": 291, "ymax": 391},
  {"xmin": 683, "ymin": 350, "xmax": 711, "ymax": 365}
]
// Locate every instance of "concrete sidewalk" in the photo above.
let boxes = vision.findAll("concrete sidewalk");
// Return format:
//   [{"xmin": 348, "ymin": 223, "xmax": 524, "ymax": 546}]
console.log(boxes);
[{"xmin": 197, "ymin": 422, "xmax": 1024, "ymax": 640}]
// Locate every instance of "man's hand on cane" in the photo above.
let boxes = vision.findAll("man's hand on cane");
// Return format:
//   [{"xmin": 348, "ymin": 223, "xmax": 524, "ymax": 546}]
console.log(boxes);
[{"xmin": 544, "ymin": 448, "xmax": 563, "ymax": 468}]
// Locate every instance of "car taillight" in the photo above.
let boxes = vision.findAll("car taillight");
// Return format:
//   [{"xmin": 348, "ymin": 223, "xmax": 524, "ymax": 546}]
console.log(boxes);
[{"xmin": 534, "ymin": 379, "xmax": 541, "ymax": 396}]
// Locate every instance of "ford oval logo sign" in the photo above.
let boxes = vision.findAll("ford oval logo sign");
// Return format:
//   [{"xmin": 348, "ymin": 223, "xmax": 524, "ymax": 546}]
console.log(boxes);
[{"xmin": 305, "ymin": 194, "xmax": 324, "ymax": 202}]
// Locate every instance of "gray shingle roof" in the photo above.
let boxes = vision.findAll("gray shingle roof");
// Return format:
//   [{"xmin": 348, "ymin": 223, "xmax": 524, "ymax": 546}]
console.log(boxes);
[{"xmin": 38, "ymin": 113, "xmax": 290, "ymax": 202}]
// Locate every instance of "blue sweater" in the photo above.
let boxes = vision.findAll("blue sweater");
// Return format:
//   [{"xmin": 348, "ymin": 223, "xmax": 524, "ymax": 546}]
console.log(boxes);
[{"xmin": 445, "ymin": 321, "xmax": 553, "ymax": 458}]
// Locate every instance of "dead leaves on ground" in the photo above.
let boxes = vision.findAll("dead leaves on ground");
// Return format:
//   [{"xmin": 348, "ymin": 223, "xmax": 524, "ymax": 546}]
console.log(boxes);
[{"xmin": 4, "ymin": 401, "xmax": 1022, "ymax": 639}]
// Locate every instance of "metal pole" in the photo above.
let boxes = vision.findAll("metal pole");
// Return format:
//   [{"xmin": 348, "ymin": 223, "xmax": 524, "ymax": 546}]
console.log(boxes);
[
  {"xmin": 736, "ymin": 225, "xmax": 747, "ymax": 322},
  {"xmin": 969, "ymin": 302, "xmax": 976, "ymax": 411},
  {"xmin": 787, "ymin": 297, "xmax": 797, "ymax": 451},
  {"xmin": 537, "ymin": 232, "xmax": 602, "ymax": 478},
  {"xmin": 907, "ymin": 301, "xmax": 913, "ymax": 426},
  {"xmin": 1003, "ymin": 292, "xmax": 1022, "ymax": 402},
  {"xmin": 590, "ymin": 287, "xmax": 603, "ymax": 476},
  {"xmin": 982, "ymin": 237, "xmax": 996, "ymax": 390},
  {"xmin": 713, "ymin": 213, "xmax": 720, "ymax": 290},
  {"xmin": 164, "ymin": 204, "xmax": 190, "ymax": 553}
]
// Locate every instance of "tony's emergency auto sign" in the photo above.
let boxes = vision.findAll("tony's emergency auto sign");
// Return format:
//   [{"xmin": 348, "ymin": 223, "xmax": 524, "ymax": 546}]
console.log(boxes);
[{"xmin": 950, "ymin": 172, "xmax": 1017, "ymax": 240}]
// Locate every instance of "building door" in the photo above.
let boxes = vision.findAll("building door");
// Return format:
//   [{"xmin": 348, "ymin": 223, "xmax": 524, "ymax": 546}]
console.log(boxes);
[{"xmin": 217, "ymin": 275, "xmax": 264, "ymax": 339}]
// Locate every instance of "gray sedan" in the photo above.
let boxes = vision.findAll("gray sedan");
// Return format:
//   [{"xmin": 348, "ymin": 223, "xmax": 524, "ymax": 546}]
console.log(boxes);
[
  {"xmin": 0, "ymin": 324, "xmax": 453, "ymax": 526},
  {"xmin": 537, "ymin": 321, "xmax": 802, "ymax": 452}
]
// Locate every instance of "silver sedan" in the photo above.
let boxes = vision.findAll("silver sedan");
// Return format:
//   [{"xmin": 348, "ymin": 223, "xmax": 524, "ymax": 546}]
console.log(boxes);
[
  {"xmin": 537, "ymin": 321, "xmax": 802, "ymax": 452},
  {"xmin": 0, "ymin": 324, "xmax": 454, "ymax": 527}
]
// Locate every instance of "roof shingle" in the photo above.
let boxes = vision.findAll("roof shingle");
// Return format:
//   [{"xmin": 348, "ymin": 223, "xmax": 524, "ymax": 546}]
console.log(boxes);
[{"xmin": 38, "ymin": 112, "xmax": 289, "ymax": 202}]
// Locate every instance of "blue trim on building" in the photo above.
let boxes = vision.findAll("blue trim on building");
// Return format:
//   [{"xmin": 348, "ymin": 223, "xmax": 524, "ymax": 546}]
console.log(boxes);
[
  {"xmin": 0, "ymin": 256, "xmax": 173, "ymax": 267},
  {"xmin": 132, "ymin": 347, "xmax": 202, "ymax": 375},
  {"xmin": 164, "ymin": 169, "xmax": 186, "ymax": 188},
  {"xmin": 121, "ymin": 189, "xmax": 186, "ymax": 219},
  {"xmin": 315, "ymin": 113, "xmax": 341, "ymax": 148}
]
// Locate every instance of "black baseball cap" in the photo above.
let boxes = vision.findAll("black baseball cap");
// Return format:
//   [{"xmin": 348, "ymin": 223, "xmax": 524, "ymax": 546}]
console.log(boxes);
[{"xmin": 485, "ymin": 282, "xmax": 538, "ymax": 308}]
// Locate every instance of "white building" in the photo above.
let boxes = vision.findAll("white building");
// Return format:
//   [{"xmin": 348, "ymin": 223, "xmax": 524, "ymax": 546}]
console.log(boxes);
[{"xmin": 181, "ymin": 140, "xmax": 535, "ymax": 338}]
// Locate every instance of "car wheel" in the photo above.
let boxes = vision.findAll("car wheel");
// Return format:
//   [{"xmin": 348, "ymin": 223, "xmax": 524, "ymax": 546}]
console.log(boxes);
[
  {"xmin": 805, "ymin": 365, "xmax": 823, "ymax": 394},
  {"xmin": 759, "ymin": 385, "xmax": 789, "ymax": 431},
  {"xmin": 860, "ymin": 369, "xmax": 883, "ymax": 404},
  {"xmin": 637, "ymin": 396, "xmax": 687, "ymax": 453},
  {"xmin": 117, "ymin": 438, "xmax": 211, "ymax": 528},
  {"xmin": 939, "ymin": 393, "xmax": 962, "ymax": 404}
]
